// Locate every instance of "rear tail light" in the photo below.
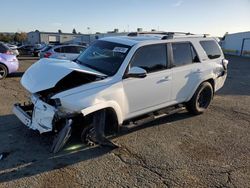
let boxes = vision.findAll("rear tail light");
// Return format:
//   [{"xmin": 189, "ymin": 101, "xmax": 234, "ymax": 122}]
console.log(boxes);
[
  {"xmin": 44, "ymin": 52, "xmax": 52, "ymax": 58},
  {"xmin": 5, "ymin": 50, "xmax": 14, "ymax": 55}
]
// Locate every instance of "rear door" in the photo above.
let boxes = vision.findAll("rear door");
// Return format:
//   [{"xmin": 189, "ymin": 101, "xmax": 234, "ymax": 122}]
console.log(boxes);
[{"xmin": 170, "ymin": 42, "xmax": 202, "ymax": 103}]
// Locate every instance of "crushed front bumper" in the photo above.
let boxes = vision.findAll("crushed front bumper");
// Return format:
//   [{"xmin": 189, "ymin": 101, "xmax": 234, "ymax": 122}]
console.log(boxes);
[
  {"xmin": 13, "ymin": 98, "xmax": 56, "ymax": 134},
  {"xmin": 13, "ymin": 103, "xmax": 32, "ymax": 127}
]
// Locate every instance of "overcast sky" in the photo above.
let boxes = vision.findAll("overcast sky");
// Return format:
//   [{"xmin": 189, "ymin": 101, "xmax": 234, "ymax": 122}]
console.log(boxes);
[{"xmin": 1, "ymin": 0, "xmax": 250, "ymax": 36}]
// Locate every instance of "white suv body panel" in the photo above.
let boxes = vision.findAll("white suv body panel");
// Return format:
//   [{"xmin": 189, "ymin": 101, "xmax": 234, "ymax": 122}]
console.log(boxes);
[{"xmin": 13, "ymin": 35, "xmax": 227, "ymax": 133}]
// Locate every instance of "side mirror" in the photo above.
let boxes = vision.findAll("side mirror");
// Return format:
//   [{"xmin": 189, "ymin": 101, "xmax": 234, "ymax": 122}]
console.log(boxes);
[{"xmin": 127, "ymin": 67, "xmax": 147, "ymax": 78}]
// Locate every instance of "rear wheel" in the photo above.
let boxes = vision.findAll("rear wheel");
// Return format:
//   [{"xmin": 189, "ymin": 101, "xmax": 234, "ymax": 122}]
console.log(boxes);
[
  {"xmin": 186, "ymin": 82, "xmax": 213, "ymax": 115},
  {"xmin": 0, "ymin": 64, "xmax": 8, "ymax": 80}
]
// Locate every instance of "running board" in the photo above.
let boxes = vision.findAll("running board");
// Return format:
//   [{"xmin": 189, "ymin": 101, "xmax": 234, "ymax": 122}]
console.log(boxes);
[{"xmin": 123, "ymin": 105, "xmax": 186, "ymax": 129}]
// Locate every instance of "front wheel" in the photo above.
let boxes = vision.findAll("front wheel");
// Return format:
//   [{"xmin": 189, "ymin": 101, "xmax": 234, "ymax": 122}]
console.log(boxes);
[{"xmin": 186, "ymin": 82, "xmax": 213, "ymax": 115}]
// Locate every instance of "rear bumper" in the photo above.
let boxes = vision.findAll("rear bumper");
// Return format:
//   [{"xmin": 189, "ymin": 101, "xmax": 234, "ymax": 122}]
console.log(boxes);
[{"xmin": 8, "ymin": 61, "xmax": 19, "ymax": 73}]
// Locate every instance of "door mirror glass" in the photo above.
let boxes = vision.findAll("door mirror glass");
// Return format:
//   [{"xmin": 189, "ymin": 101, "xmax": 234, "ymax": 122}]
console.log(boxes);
[{"xmin": 127, "ymin": 67, "xmax": 147, "ymax": 78}]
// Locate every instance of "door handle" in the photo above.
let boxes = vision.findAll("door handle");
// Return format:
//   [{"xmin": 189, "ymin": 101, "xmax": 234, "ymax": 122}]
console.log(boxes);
[{"xmin": 161, "ymin": 76, "xmax": 172, "ymax": 81}]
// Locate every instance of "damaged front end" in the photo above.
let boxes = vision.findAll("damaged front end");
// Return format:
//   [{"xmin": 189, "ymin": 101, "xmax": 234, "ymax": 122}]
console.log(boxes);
[
  {"xmin": 13, "ymin": 95, "xmax": 79, "ymax": 153},
  {"xmin": 13, "ymin": 58, "xmax": 107, "ymax": 153}
]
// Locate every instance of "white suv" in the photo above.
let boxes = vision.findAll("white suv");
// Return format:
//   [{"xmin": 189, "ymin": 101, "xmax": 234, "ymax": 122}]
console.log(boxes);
[
  {"xmin": 13, "ymin": 32, "xmax": 228, "ymax": 152},
  {"xmin": 42, "ymin": 44, "xmax": 86, "ymax": 60}
]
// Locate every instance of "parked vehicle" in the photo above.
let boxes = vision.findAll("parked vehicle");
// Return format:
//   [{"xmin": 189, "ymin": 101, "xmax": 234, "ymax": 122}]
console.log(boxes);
[
  {"xmin": 5, "ymin": 43, "xmax": 20, "ymax": 56},
  {"xmin": 0, "ymin": 53, "xmax": 19, "ymax": 79},
  {"xmin": 0, "ymin": 42, "xmax": 15, "ymax": 55},
  {"xmin": 43, "ymin": 44, "xmax": 86, "ymax": 60},
  {"xmin": 33, "ymin": 44, "xmax": 50, "ymax": 57},
  {"xmin": 39, "ymin": 45, "xmax": 54, "ymax": 58},
  {"xmin": 13, "ymin": 32, "xmax": 228, "ymax": 152},
  {"xmin": 17, "ymin": 45, "xmax": 34, "ymax": 56}
]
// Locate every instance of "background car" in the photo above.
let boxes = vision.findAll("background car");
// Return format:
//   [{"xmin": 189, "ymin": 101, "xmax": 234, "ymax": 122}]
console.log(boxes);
[
  {"xmin": 0, "ymin": 42, "xmax": 15, "ymax": 55},
  {"xmin": 43, "ymin": 44, "xmax": 86, "ymax": 60},
  {"xmin": 17, "ymin": 45, "xmax": 34, "ymax": 56},
  {"xmin": 5, "ymin": 43, "xmax": 20, "ymax": 56},
  {"xmin": 0, "ymin": 53, "xmax": 19, "ymax": 79},
  {"xmin": 33, "ymin": 44, "xmax": 48, "ymax": 57},
  {"xmin": 39, "ymin": 45, "xmax": 54, "ymax": 58}
]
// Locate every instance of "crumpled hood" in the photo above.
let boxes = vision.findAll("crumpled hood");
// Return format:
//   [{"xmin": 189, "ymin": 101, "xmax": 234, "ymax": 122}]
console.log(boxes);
[{"xmin": 21, "ymin": 58, "xmax": 106, "ymax": 93}]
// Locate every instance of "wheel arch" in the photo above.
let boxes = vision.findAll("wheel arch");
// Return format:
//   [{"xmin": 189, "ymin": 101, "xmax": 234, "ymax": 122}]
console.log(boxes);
[
  {"xmin": 187, "ymin": 78, "xmax": 215, "ymax": 102},
  {"xmin": 81, "ymin": 101, "xmax": 123, "ymax": 126}
]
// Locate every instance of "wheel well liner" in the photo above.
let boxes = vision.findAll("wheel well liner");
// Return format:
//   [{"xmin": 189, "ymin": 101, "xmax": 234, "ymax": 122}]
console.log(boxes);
[{"xmin": 84, "ymin": 107, "xmax": 119, "ymax": 133}]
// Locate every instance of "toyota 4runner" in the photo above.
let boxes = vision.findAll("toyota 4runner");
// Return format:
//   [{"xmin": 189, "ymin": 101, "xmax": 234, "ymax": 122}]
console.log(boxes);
[{"xmin": 13, "ymin": 32, "xmax": 228, "ymax": 152}]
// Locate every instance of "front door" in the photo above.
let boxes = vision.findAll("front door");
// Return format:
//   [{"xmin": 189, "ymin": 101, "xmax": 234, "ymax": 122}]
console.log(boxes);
[{"xmin": 122, "ymin": 44, "xmax": 172, "ymax": 118}]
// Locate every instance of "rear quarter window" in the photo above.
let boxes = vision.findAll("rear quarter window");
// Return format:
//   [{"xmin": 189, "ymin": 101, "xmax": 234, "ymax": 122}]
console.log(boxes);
[{"xmin": 200, "ymin": 40, "xmax": 222, "ymax": 59}]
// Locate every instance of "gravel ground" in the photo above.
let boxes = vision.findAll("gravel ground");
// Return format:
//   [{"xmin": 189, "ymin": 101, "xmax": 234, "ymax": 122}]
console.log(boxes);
[{"xmin": 0, "ymin": 55, "xmax": 249, "ymax": 188}]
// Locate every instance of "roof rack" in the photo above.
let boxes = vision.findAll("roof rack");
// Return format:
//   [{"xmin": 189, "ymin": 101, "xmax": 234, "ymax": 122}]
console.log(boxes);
[{"xmin": 127, "ymin": 32, "xmax": 209, "ymax": 39}]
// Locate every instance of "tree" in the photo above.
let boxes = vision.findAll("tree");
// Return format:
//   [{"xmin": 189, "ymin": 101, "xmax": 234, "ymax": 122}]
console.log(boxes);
[
  {"xmin": 0, "ymin": 33, "xmax": 14, "ymax": 43},
  {"xmin": 14, "ymin": 32, "xmax": 27, "ymax": 43},
  {"xmin": 72, "ymin": 28, "xmax": 77, "ymax": 34}
]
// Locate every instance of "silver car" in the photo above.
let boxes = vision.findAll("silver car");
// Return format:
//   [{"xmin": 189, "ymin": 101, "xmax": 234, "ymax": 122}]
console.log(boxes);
[{"xmin": 41, "ymin": 44, "xmax": 86, "ymax": 60}]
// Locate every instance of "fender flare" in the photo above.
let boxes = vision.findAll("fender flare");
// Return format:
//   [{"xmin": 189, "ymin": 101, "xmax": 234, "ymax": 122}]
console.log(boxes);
[
  {"xmin": 186, "ymin": 76, "xmax": 215, "ymax": 102},
  {"xmin": 80, "ymin": 101, "xmax": 123, "ymax": 125}
]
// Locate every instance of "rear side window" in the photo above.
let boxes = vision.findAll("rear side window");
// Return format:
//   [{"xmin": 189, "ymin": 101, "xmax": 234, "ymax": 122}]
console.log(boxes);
[
  {"xmin": 131, "ymin": 44, "xmax": 167, "ymax": 73},
  {"xmin": 172, "ymin": 43, "xmax": 199, "ymax": 67},
  {"xmin": 200, "ymin": 40, "xmax": 221, "ymax": 59}
]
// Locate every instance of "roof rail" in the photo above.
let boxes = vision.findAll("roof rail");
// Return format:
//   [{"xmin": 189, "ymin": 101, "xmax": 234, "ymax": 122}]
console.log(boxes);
[{"xmin": 127, "ymin": 31, "xmax": 209, "ymax": 39}]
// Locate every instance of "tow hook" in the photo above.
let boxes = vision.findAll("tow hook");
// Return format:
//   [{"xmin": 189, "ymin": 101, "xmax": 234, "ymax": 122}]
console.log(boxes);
[{"xmin": 51, "ymin": 119, "xmax": 73, "ymax": 153}]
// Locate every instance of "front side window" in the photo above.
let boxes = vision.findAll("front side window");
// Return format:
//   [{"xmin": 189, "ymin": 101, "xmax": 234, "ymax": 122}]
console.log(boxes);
[
  {"xmin": 76, "ymin": 41, "xmax": 131, "ymax": 76},
  {"xmin": 200, "ymin": 40, "xmax": 222, "ymax": 59},
  {"xmin": 172, "ymin": 42, "xmax": 199, "ymax": 67},
  {"xmin": 130, "ymin": 44, "xmax": 167, "ymax": 73}
]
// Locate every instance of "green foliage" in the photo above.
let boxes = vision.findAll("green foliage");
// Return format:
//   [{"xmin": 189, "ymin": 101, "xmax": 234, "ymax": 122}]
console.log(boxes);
[{"xmin": 0, "ymin": 32, "xmax": 27, "ymax": 43}]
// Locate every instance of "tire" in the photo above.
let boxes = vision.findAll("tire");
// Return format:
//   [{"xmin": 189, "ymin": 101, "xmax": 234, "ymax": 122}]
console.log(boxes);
[
  {"xmin": 186, "ymin": 82, "xmax": 213, "ymax": 115},
  {"xmin": 80, "ymin": 123, "xmax": 96, "ymax": 146},
  {"xmin": 0, "ymin": 64, "xmax": 8, "ymax": 80}
]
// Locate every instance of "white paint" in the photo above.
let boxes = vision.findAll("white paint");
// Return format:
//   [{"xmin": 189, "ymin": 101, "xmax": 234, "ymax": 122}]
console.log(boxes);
[{"xmin": 16, "ymin": 35, "xmax": 227, "ymax": 134}]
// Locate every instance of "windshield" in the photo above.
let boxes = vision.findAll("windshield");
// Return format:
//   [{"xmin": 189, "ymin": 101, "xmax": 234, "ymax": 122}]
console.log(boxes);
[{"xmin": 76, "ymin": 40, "xmax": 131, "ymax": 76}]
